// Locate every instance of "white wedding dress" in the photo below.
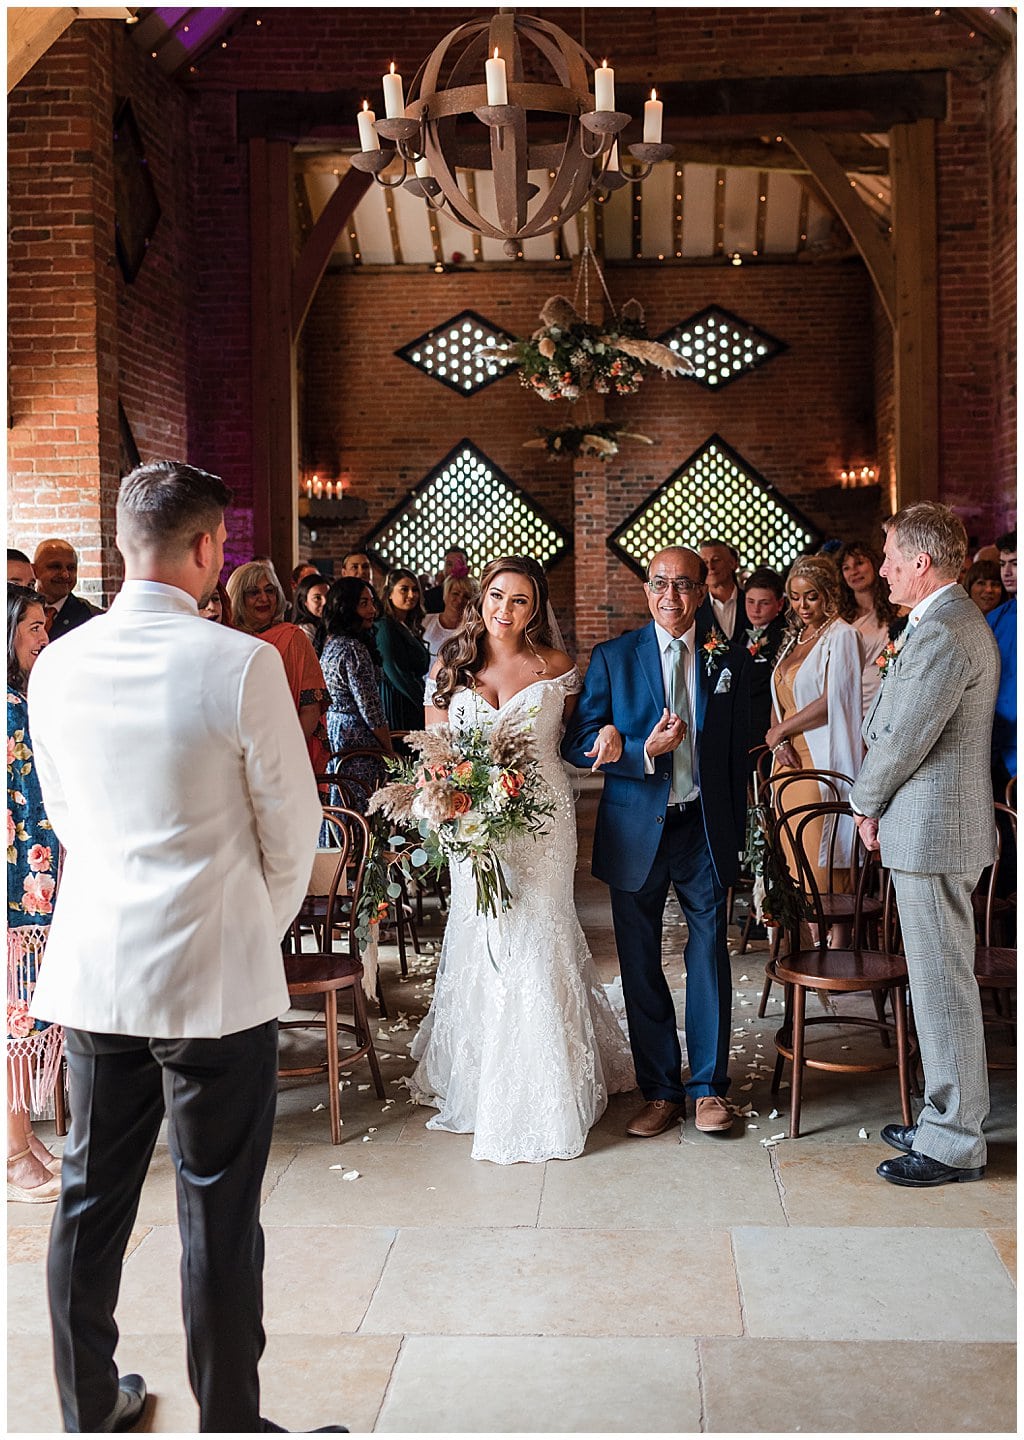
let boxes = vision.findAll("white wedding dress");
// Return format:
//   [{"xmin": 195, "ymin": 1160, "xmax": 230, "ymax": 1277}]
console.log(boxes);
[{"xmin": 409, "ymin": 669, "xmax": 636, "ymax": 1164}]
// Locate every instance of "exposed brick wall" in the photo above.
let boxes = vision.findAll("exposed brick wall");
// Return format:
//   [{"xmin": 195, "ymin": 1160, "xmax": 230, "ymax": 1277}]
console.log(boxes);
[
  {"xmin": 300, "ymin": 257, "xmax": 877, "ymax": 659},
  {"xmin": 987, "ymin": 46, "xmax": 1016, "ymax": 534},
  {"xmin": 7, "ymin": 22, "xmax": 189, "ymax": 602}
]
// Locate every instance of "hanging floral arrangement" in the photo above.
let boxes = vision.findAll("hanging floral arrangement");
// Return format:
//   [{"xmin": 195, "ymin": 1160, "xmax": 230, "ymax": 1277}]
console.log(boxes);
[
  {"xmin": 521, "ymin": 421, "xmax": 655, "ymax": 463},
  {"xmin": 478, "ymin": 294, "xmax": 691, "ymax": 402}
]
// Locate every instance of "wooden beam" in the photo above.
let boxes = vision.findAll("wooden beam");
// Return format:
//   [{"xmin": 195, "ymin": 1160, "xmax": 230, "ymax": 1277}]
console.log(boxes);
[
  {"xmin": 249, "ymin": 139, "xmax": 298, "ymax": 578},
  {"xmin": 9, "ymin": 7, "xmax": 77, "ymax": 90},
  {"xmin": 291, "ymin": 166, "xmax": 373, "ymax": 336},
  {"xmin": 950, "ymin": 8, "xmax": 1016, "ymax": 51},
  {"xmin": 782, "ymin": 127, "xmax": 896, "ymax": 324},
  {"xmin": 890, "ymin": 120, "xmax": 939, "ymax": 508}
]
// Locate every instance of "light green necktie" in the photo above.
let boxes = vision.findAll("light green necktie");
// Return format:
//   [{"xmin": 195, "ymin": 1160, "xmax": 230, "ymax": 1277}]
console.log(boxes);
[{"xmin": 667, "ymin": 637, "xmax": 694, "ymax": 797}]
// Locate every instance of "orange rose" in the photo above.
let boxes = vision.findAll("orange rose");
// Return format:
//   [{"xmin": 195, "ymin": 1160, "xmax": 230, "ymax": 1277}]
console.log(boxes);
[
  {"xmin": 500, "ymin": 770, "xmax": 525, "ymax": 798},
  {"xmin": 453, "ymin": 761, "xmax": 474, "ymax": 781},
  {"xmin": 447, "ymin": 790, "xmax": 472, "ymax": 817}
]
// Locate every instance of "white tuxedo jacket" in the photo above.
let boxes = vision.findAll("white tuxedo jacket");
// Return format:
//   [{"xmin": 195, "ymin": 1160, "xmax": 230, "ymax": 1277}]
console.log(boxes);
[{"xmin": 28, "ymin": 581, "xmax": 322, "ymax": 1038}]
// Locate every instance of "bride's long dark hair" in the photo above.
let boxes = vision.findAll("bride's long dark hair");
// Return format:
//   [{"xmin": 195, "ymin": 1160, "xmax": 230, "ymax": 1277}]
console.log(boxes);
[{"xmin": 432, "ymin": 556, "xmax": 553, "ymax": 710}]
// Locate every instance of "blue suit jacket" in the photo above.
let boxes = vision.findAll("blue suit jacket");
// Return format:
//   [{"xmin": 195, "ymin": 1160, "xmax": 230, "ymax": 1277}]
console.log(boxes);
[{"xmin": 562, "ymin": 618, "xmax": 751, "ymax": 892}]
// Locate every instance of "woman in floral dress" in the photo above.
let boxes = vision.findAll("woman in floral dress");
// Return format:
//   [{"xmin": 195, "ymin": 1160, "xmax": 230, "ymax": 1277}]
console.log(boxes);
[{"xmin": 7, "ymin": 583, "xmax": 63, "ymax": 1202}]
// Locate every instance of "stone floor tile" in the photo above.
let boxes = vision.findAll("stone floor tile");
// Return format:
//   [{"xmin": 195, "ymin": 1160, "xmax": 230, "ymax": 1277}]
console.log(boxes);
[
  {"xmin": 700, "ymin": 1337, "xmax": 1017, "ymax": 1433},
  {"xmin": 376, "ymin": 1335, "xmax": 700, "ymax": 1432},
  {"xmin": 988, "ymin": 1228, "xmax": 1016, "ymax": 1283},
  {"xmin": 7, "ymin": 1253, "xmax": 53, "ymax": 1336},
  {"xmin": 8, "ymin": 1332, "xmax": 69, "ymax": 1432},
  {"xmin": 259, "ymin": 1135, "xmax": 544, "ymax": 1230},
  {"xmin": 112, "ymin": 1224, "xmax": 397, "ymax": 1335},
  {"xmin": 361, "ymin": 1227, "xmax": 742, "ymax": 1337},
  {"xmin": 733, "ymin": 1225, "xmax": 1017, "ymax": 1342},
  {"xmin": 538, "ymin": 1126, "xmax": 786, "ymax": 1229},
  {"xmin": 259, "ymin": 1333, "xmax": 401, "ymax": 1434},
  {"xmin": 775, "ymin": 1137, "xmax": 1017, "ymax": 1228}
]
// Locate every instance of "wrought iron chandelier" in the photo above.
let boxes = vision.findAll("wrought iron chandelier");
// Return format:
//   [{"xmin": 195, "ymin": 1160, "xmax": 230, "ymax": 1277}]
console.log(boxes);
[{"xmin": 351, "ymin": 9, "xmax": 674, "ymax": 258}]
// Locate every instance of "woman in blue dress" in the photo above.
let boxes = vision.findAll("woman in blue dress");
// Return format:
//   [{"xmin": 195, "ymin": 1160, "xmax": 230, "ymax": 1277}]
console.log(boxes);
[
  {"xmin": 374, "ymin": 569, "xmax": 430, "ymax": 733},
  {"xmin": 320, "ymin": 578, "xmax": 394, "ymax": 810},
  {"xmin": 7, "ymin": 584, "xmax": 63, "ymax": 1203}
]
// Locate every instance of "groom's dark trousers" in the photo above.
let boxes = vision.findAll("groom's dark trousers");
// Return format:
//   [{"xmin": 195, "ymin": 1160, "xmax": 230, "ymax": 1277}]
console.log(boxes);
[{"xmin": 47, "ymin": 1020, "xmax": 278, "ymax": 1433}]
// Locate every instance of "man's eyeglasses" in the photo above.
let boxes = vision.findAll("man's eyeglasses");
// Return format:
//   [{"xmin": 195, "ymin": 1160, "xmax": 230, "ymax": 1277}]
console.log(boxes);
[{"xmin": 646, "ymin": 576, "xmax": 703, "ymax": 595}]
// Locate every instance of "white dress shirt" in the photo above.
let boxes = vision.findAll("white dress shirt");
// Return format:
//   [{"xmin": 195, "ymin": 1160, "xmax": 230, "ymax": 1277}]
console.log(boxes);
[
  {"xmin": 643, "ymin": 622, "xmax": 699, "ymax": 802},
  {"xmin": 710, "ymin": 588, "xmax": 738, "ymax": 640},
  {"xmin": 907, "ymin": 581, "xmax": 958, "ymax": 627}
]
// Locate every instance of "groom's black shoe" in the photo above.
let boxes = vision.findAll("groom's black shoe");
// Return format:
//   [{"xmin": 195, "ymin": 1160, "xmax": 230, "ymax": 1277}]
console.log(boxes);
[
  {"xmin": 880, "ymin": 1123, "xmax": 918, "ymax": 1155},
  {"xmin": 626, "ymin": 1099, "xmax": 685, "ymax": 1137},
  {"xmin": 97, "ymin": 1374, "xmax": 147, "ymax": 1432},
  {"xmin": 877, "ymin": 1152, "xmax": 985, "ymax": 1187}
]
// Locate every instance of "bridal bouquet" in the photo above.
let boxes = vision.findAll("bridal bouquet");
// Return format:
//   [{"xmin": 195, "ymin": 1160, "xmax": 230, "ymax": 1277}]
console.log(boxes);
[{"xmin": 367, "ymin": 713, "xmax": 555, "ymax": 920}]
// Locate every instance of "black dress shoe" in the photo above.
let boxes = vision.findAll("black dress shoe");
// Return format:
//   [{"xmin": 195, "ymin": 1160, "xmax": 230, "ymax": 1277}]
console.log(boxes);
[
  {"xmin": 261, "ymin": 1423, "xmax": 349, "ymax": 1433},
  {"xmin": 880, "ymin": 1123, "xmax": 918, "ymax": 1155},
  {"xmin": 98, "ymin": 1374, "xmax": 147, "ymax": 1432},
  {"xmin": 877, "ymin": 1151, "xmax": 985, "ymax": 1187}
]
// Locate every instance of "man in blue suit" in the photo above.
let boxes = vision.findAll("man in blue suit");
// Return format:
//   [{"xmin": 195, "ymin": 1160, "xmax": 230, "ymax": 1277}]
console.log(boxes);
[{"xmin": 563, "ymin": 547, "xmax": 751, "ymax": 1137}]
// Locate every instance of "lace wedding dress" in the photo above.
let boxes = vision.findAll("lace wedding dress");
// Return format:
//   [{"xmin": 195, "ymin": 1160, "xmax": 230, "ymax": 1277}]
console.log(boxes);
[{"xmin": 409, "ymin": 668, "xmax": 635, "ymax": 1164}]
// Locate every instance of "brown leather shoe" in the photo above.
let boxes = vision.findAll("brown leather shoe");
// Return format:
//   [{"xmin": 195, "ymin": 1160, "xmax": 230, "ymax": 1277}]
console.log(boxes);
[
  {"xmin": 694, "ymin": 1096, "xmax": 734, "ymax": 1133},
  {"xmin": 626, "ymin": 1099, "xmax": 685, "ymax": 1138}
]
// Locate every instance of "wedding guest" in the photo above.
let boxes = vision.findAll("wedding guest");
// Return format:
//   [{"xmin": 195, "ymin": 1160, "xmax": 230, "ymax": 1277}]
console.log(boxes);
[
  {"xmin": 422, "ymin": 575, "xmax": 477, "ymax": 666},
  {"xmin": 424, "ymin": 546, "xmax": 471, "ymax": 613},
  {"xmin": 226, "ymin": 560, "xmax": 330, "ymax": 774},
  {"xmin": 741, "ymin": 566, "xmax": 788, "ymax": 755},
  {"xmin": 697, "ymin": 538, "xmax": 748, "ymax": 642},
  {"xmin": 290, "ymin": 560, "xmax": 320, "ymax": 595},
  {"xmin": 7, "ymin": 550, "xmax": 35, "ymax": 587},
  {"xmin": 766, "ymin": 554, "xmax": 863, "ymax": 895},
  {"xmin": 320, "ymin": 578, "xmax": 394, "ymax": 809},
  {"xmin": 837, "ymin": 540, "xmax": 898, "ymax": 714},
  {"xmin": 33, "ymin": 539, "xmax": 101, "ymax": 639},
  {"xmin": 374, "ymin": 569, "xmax": 430, "ymax": 732},
  {"xmin": 341, "ymin": 551, "xmax": 373, "ymax": 583},
  {"xmin": 290, "ymin": 571, "xmax": 331, "ymax": 654},
  {"xmin": 996, "ymin": 529, "xmax": 1016, "ymax": 597},
  {"xmin": 198, "ymin": 580, "xmax": 233, "ymax": 626},
  {"xmin": 988, "ymin": 586, "xmax": 1016, "ymax": 792},
  {"xmin": 963, "ymin": 559, "xmax": 1007, "ymax": 616},
  {"xmin": 7, "ymin": 585, "xmax": 63, "ymax": 1204}
]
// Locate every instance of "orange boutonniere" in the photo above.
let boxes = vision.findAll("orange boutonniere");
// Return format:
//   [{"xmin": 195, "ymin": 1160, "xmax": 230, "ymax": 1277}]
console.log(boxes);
[
  {"xmin": 875, "ymin": 630, "xmax": 908, "ymax": 682},
  {"xmin": 702, "ymin": 628, "xmax": 730, "ymax": 676}
]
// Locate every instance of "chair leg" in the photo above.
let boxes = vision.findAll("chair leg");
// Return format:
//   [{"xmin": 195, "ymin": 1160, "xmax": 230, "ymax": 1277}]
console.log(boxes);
[
  {"xmin": 771, "ymin": 982, "xmax": 791, "ymax": 1095},
  {"xmin": 758, "ymin": 969, "xmax": 773, "ymax": 1018},
  {"xmin": 352, "ymin": 981, "xmax": 386, "ymax": 1099},
  {"xmin": 736, "ymin": 906, "xmax": 753, "ymax": 956},
  {"xmin": 325, "ymin": 989, "xmax": 341, "ymax": 1145},
  {"xmin": 376, "ymin": 971, "xmax": 389, "ymax": 1020},
  {"xmin": 758, "ymin": 929, "xmax": 782, "ymax": 1017},
  {"xmin": 873, "ymin": 989, "xmax": 892, "ymax": 1049},
  {"xmin": 789, "ymin": 983, "xmax": 806, "ymax": 1139},
  {"xmin": 53, "ymin": 1059, "xmax": 68, "ymax": 1137},
  {"xmin": 893, "ymin": 983, "xmax": 912, "ymax": 1127},
  {"xmin": 393, "ymin": 898, "xmax": 409, "ymax": 978}
]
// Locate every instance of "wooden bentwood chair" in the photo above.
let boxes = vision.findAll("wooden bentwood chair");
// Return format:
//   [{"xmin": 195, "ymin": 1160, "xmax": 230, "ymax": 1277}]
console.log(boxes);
[
  {"xmin": 973, "ymin": 802, "xmax": 1017, "ymax": 1068},
  {"xmin": 770, "ymin": 800, "xmax": 917, "ymax": 1138},
  {"xmin": 280, "ymin": 806, "xmax": 385, "ymax": 1143}
]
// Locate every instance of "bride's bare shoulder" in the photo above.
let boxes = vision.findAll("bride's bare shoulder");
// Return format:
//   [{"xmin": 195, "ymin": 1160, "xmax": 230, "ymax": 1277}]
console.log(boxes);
[{"xmin": 538, "ymin": 647, "xmax": 576, "ymax": 679}]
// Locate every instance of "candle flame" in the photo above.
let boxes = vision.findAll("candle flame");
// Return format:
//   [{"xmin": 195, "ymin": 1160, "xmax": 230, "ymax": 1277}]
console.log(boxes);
[
  {"xmin": 601, "ymin": 58, "xmax": 608, "ymax": 67},
  {"xmin": 650, "ymin": 88, "xmax": 658, "ymax": 102},
  {"xmin": 362, "ymin": 100, "xmax": 369, "ymax": 111},
  {"xmin": 493, "ymin": 47, "xmax": 500, "ymax": 60},
  {"xmin": 389, "ymin": 61, "xmax": 396, "ymax": 74}
]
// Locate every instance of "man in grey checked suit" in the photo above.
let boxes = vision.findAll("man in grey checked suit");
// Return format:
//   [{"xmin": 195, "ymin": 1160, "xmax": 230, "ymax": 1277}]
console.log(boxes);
[{"xmin": 850, "ymin": 503, "xmax": 999, "ymax": 1187}]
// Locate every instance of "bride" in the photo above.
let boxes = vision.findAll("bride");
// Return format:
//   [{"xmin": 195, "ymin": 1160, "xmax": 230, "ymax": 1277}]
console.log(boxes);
[{"xmin": 409, "ymin": 556, "xmax": 635, "ymax": 1164}]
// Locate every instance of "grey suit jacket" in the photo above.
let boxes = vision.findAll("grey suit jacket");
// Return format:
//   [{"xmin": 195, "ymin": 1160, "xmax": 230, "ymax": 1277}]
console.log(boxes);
[{"xmin": 849, "ymin": 586, "xmax": 999, "ymax": 875}]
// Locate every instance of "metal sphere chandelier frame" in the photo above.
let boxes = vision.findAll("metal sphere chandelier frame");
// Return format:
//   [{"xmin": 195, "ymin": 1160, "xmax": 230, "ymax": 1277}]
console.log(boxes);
[{"xmin": 351, "ymin": 9, "xmax": 674, "ymax": 258}]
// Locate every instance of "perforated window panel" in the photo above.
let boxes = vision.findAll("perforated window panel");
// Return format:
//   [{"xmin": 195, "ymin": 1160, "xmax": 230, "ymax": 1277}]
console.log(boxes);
[
  {"xmin": 365, "ymin": 441, "xmax": 570, "ymax": 579},
  {"xmin": 395, "ymin": 311, "xmax": 517, "ymax": 396},
  {"xmin": 607, "ymin": 434, "xmax": 821, "ymax": 577},
  {"xmin": 658, "ymin": 306, "xmax": 786, "ymax": 391}
]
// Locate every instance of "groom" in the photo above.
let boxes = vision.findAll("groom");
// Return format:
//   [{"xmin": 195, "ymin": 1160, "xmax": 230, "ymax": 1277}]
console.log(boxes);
[{"xmin": 563, "ymin": 547, "xmax": 751, "ymax": 1137}]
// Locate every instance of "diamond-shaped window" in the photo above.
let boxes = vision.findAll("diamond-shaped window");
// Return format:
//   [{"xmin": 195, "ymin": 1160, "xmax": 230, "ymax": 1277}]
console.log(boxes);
[
  {"xmin": 365, "ymin": 440, "xmax": 569, "ymax": 579},
  {"xmin": 395, "ymin": 311, "xmax": 516, "ymax": 396},
  {"xmin": 657, "ymin": 307, "xmax": 786, "ymax": 391},
  {"xmin": 608, "ymin": 434, "xmax": 820, "ymax": 577}
]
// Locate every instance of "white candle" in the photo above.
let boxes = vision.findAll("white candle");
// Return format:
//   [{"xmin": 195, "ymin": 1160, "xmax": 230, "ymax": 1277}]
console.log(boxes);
[
  {"xmin": 485, "ymin": 47, "xmax": 508, "ymax": 106},
  {"xmin": 643, "ymin": 88, "xmax": 663, "ymax": 144},
  {"xmin": 356, "ymin": 100, "xmax": 379, "ymax": 152},
  {"xmin": 415, "ymin": 154, "xmax": 431, "ymax": 179},
  {"xmin": 595, "ymin": 60, "xmax": 615, "ymax": 112},
  {"xmin": 382, "ymin": 62, "xmax": 404, "ymax": 119},
  {"xmin": 305, "ymin": 479, "xmax": 313, "ymax": 498},
  {"xmin": 607, "ymin": 140, "xmax": 620, "ymax": 173}
]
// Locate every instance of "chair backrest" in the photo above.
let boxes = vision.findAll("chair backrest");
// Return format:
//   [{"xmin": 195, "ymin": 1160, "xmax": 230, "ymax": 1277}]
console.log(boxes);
[
  {"xmin": 766, "ymin": 768, "xmax": 854, "ymax": 861},
  {"xmin": 317, "ymin": 806, "xmax": 371, "ymax": 951},
  {"xmin": 1005, "ymin": 774, "xmax": 1017, "ymax": 813},
  {"xmin": 783, "ymin": 799, "xmax": 878, "ymax": 946},
  {"xmin": 976, "ymin": 802, "xmax": 1015, "ymax": 947}
]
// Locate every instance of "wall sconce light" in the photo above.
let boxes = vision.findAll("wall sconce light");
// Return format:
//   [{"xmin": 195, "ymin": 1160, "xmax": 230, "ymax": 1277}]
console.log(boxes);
[{"xmin": 298, "ymin": 472, "xmax": 368, "ymax": 525}]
